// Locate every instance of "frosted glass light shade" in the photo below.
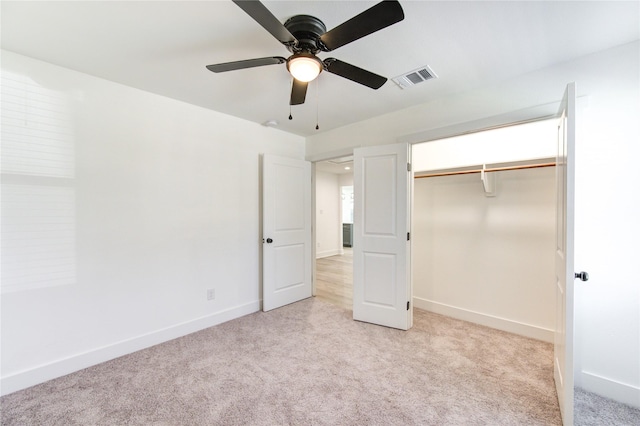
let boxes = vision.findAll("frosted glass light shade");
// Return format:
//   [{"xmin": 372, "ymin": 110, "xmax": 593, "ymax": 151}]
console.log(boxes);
[{"xmin": 287, "ymin": 55, "xmax": 322, "ymax": 82}]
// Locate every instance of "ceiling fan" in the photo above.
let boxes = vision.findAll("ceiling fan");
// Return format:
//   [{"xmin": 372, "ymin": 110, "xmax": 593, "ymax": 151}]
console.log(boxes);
[{"xmin": 206, "ymin": 0, "xmax": 404, "ymax": 106}]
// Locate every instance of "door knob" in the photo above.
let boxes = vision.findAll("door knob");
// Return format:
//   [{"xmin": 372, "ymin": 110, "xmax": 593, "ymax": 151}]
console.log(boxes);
[
  {"xmin": 575, "ymin": 271, "xmax": 589, "ymax": 281},
  {"xmin": 266, "ymin": 238, "xmax": 273, "ymax": 244}
]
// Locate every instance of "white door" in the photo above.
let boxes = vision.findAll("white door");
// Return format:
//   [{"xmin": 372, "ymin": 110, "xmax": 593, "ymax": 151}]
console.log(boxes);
[
  {"xmin": 262, "ymin": 154, "xmax": 312, "ymax": 311},
  {"xmin": 353, "ymin": 143, "xmax": 412, "ymax": 330},
  {"xmin": 554, "ymin": 82, "xmax": 576, "ymax": 425}
]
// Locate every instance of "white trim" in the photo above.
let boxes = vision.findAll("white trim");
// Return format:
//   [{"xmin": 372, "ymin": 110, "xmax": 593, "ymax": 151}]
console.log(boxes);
[
  {"xmin": 399, "ymin": 97, "xmax": 590, "ymax": 147},
  {"xmin": 412, "ymin": 296, "xmax": 553, "ymax": 343},
  {"xmin": 311, "ymin": 162, "xmax": 317, "ymax": 297},
  {"xmin": 306, "ymin": 147, "xmax": 356, "ymax": 163},
  {"xmin": 398, "ymin": 101, "xmax": 561, "ymax": 145},
  {"xmin": 0, "ymin": 300, "xmax": 260, "ymax": 396},
  {"xmin": 316, "ymin": 248, "xmax": 343, "ymax": 259},
  {"xmin": 580, "ymin": 371, "xmax": 640, "ymax": 409}
]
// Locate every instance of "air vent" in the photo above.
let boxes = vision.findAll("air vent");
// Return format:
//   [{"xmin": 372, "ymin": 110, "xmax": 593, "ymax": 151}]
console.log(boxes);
[
  {"xmin": 392, "ymin": 65, "xmax": 438, "ymax": 89},
  {"xmin": 327, "ymin": 156, "xmax": 353, "ymax": 165}
]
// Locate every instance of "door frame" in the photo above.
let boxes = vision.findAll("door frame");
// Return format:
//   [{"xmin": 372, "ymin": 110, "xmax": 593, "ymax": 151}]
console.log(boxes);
[{"xmin": 311, "ymin": 161, "xmax": 317, "ymax": 297}]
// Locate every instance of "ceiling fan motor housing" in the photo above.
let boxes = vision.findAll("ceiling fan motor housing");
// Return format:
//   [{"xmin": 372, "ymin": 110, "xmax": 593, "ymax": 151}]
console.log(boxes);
[{"xmin": 284, "ymin": 15, "xmax": 327, "ymax": 54}]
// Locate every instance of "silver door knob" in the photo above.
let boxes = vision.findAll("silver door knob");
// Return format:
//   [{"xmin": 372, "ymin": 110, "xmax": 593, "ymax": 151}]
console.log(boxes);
[{"xmin": 575, "ymin": 271, "xmax": 589, "ymax": 281}]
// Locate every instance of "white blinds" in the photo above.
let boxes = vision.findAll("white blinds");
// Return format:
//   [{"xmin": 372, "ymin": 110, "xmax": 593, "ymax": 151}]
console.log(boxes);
[{"xmin": 1, "ymin": 71, "xmax": 76, "ymax": 292}]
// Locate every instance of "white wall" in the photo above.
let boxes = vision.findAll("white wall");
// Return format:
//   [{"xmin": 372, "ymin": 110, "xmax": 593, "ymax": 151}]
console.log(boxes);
[
  {"xmin": 413, "ymin": 167, "xmax": 556, "ymax": 342},
  {"xmin": 412, "ymin": 119, "xmax": 556, "ymax": 171},
  {"xmin": 315, "ymin": 170, "xmax": 341, "ymax": 258},
  {"xmin": 339, "ymin": 173, "xmax": 353, "ymax": 188},
  {"xmin": 0, "ymin": 51, "xmax": 305, "ymax": 395},
  {"xmin": 308, "ymin": 41, "xmax": 640, "ymax": 406}
]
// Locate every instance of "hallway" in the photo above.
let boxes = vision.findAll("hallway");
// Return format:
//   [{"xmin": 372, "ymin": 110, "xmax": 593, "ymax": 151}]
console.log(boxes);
[{"xmin": 315, "ymin": 248, "xmax": 352, "ymax": 311}]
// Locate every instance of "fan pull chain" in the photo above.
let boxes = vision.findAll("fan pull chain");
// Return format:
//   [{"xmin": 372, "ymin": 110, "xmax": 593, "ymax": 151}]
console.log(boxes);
[
  {"xmin": 315, "ymin": 78, "xmax": 320, "ymax": 130},
  {"xmin": 289, "ymin": 78, "xmax": 293, "ymax": 120}
]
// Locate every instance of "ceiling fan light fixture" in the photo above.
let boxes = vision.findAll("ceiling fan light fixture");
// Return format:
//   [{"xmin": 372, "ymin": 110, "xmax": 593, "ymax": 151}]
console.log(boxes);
[{"xmin": 287, "ymin": 54, "xmax": 323, "ymax": 82}]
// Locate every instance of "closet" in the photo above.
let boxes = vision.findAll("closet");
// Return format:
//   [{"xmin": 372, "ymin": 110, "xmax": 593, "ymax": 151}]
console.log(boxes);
[{"xmin": 411, "ymin": 119, "xmax": 558, "ymax": 342}]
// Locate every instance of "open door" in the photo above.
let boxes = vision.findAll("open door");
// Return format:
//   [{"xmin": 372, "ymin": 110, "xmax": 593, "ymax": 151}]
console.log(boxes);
[
  {"xmin": 554, "ymin": 82, "xmax": 576, "ymax": 425},
  {"xmin": 262, "ymin": 154, "xmax": 312, "ymax": 311},
  {"xmin": 353, "ymin": 143, "xmax": 412, "ymax": 330}
]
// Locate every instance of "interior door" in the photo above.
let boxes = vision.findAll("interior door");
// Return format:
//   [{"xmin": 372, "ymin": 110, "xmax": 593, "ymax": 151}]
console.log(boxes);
[
  {"xmin": 353, "ymin": 143, "xmax": 412, "ymax": 330},
  {"xmin": 262, "ymin": 154, "xmax": 312, "ymax": 311},
  {"xmin": 554, "ymin": 82, "xmax": 576, "ymax": 425}
]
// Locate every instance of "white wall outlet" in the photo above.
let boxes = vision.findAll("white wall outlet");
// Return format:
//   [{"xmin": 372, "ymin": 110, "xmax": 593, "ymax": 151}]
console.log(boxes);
[{"xmin": 206, "ymin": 288, "xmax": 215, "ymax": 301}]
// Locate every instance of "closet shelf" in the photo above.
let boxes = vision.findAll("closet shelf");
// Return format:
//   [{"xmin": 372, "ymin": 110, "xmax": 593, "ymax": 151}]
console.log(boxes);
[
  {"xmin": 414, "ymin": 157, "xmax": 556, "ymax": 197},
  {"xmin": 413, "ymin": 157, "xmax": 555, "ymax": 179}
]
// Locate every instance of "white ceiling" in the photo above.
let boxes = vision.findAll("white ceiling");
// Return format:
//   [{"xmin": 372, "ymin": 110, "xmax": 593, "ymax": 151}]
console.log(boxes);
[
  {"xmin": 316, "ymin": 155, "xmax": 353, "ymax": 174},
  {"xmin": 2, "ymin": 1, "xmax": 638, "ymax": 137}
]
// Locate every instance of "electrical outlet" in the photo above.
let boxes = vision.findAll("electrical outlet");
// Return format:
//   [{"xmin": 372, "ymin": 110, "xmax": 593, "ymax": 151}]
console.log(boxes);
[
  {"xmin": 317, "ymin": 242, "xmax": 320, "ymax": 248},
  {"xmin": 207, "ymin": 288, "xmax": 215, "ymax": 301}
]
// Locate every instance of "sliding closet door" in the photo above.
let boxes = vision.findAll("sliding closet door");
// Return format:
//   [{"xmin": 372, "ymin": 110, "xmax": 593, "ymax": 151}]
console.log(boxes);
[
  {"xmin": 262, "ymin": 154, "xmax": 312, "ymax": 311},
  {"xmin": 353, "ymin": 143, "xmax": 412, "ymax": 330},
  {"xmin": 554, "ymin": 82, "xmax": 576, "ymax": 425}
]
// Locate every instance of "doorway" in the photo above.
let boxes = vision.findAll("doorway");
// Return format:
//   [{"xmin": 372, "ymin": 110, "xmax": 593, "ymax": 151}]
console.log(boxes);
[{"xmin": 314, "ymin": 157, "xmax": 354, "ymax": 310}]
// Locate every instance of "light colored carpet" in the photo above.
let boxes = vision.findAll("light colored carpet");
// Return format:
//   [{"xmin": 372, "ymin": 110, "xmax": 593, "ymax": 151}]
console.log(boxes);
[
  {"xmin": 575, "ymin": 386, "xmax": 640, "ymax": 425},
  {"xmin": 1, "ymin": 298, "xmax": 561, "ymax": 425}
]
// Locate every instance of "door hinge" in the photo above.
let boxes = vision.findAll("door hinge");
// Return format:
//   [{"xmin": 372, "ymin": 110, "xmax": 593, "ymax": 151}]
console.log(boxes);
[
  {"xmin": 407, "ymin": 162, "xmax": 412, "ymax": 172},
  {"xmin": 407, "ymin": 301, "xmax": 410, "ymax": 310},
  {"xmin": 407, "ymin": 232, "xmax": 410, "ymax": 241}
]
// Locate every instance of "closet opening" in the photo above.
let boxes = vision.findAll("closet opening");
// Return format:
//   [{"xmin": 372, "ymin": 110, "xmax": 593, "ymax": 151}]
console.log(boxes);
[{"xmin": 313, "ymin": 118, "xmax": 557, "ymax": 343}]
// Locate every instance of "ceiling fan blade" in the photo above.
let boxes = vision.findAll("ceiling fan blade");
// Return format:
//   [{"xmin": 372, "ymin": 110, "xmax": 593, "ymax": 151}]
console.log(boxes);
[
  {"xmin": 319, "ymin": 0, "xmax": 404, "ymax": 51},
  {"xmin": 290, "ymin": 79, "xmax": 308, "ymax": 105},
  {"xmin": 323, "ymin": 58, "xmax": 387, "ymax": 89},
  {"xmin": 206, "ymin": 57, "xmax": 286, "ymax": 73},
  {"xmin": 232, "ymin": 0, "xmax": 297, "ymax": 46}
]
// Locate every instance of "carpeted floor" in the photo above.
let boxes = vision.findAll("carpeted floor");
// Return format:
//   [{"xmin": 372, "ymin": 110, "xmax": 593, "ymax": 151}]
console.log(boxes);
[
  {"xmin": 574, "ymin": 387, "xmax": 640, "ymax": 425},
  {"xmin": 1, "ymin": 298, "xmax": 562, "ymax": 425}
]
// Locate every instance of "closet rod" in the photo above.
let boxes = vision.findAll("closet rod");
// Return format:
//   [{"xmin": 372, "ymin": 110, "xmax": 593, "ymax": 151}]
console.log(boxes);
[{"xmin": 414, "ymin": 161, "xmax": 556, "ymax": 179}]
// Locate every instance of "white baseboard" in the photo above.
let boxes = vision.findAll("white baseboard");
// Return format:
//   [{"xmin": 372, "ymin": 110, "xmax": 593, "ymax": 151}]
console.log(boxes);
[
  {"xmin": 0, "ymin": 300, "xmax": 260, "ymax": 396},
  {"xmin": 580, "ymin": 371, "xmax": 640, "ymax": 408},
  {"xmin": 412, "ymin": 297, "xmax": 553, "ymax": 343},
  {"xmin": 316, "ymin": 248, "xmax": 343, "ymax": 259}
]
